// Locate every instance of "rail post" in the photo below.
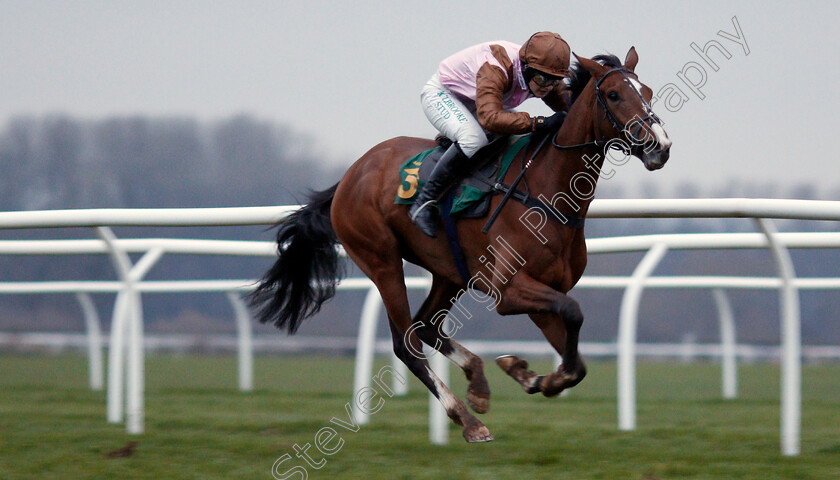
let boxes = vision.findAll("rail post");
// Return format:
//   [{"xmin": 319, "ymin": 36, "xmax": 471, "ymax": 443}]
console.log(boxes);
[
  {"xmin": 712, "ymin": 288, "xmax": 738, "ymax": 399},
  {"xmin": 227, "ymin": 292, "xmax": 254, "ymax": 392},
  {"xmin": 352, "ymin": 286, "xmax": 383, "ymax": 426},
  {"xmin": 75, "ymin": 292, "xmax": 104, "ymax": 391},
  {"xmin": 99, "ymin": 226, "xmax": 163, "ymax": 434},
  {"xmin": 617, "ymin": 243, "xmax": 669, "ymax": 431},
  {"xmin": 756, "ymin": 218, "xmax": 801, "ymax": 456}
]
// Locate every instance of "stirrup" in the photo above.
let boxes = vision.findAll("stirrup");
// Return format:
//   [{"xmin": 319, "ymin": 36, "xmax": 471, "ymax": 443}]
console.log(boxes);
[{"xmin": 410, "ymin": 199, "xmax": 437, "ymax": 221}]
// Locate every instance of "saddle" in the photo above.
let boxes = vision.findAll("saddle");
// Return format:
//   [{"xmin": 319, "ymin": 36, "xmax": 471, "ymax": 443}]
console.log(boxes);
[{"xmin": 394, "ymin": 135, "xmax": 531, "ymax": 218}]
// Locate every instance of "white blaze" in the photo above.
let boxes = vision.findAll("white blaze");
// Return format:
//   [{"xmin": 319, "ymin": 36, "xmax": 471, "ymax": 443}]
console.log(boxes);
[
  {"xmin": 627, "ymin": 77, "xmax": 644, "ymax": 94},
  {"xmin": 651, "ymin": 123, "xmax": 672, "ymax": 149}
]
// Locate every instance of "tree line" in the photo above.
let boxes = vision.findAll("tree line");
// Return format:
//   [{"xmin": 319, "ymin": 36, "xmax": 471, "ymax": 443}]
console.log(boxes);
[
  {"xmin": 0, "ymin": 114, "xmax": 343, "ymax": 334},
  {"xmin": 0, "ymin": 114, "xmax": 342, "ymax": 212}
]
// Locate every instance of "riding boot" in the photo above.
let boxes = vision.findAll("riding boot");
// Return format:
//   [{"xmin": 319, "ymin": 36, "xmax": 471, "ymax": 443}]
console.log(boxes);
[{"xmin": 409, "ymin": 143, "xmax": 470, "ymax": 238}]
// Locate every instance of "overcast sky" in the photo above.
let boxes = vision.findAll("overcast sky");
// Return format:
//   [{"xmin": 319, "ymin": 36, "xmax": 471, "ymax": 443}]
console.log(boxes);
[{"xmin": 2, "ymin": 1, "xmax": 838, "ymax": 196}]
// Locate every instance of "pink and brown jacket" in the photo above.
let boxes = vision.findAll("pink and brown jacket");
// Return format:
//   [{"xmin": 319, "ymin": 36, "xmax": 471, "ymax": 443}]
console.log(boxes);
[{"xmin": 437, "ymin": 41, "xmax": 568, "ymax": 135}]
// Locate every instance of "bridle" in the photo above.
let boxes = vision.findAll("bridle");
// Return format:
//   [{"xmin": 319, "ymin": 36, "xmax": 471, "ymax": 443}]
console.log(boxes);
[
  {"xmin": 482, "ymin": 65, "xmax": 665, "ymax": 234},
  {"xmin": 553, "ymin": 66, "xmax": 662, "ymax": 152}
]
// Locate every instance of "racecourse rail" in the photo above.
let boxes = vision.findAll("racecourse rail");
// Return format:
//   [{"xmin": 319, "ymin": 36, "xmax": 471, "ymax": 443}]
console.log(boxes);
[{"xmin": 3, "ymin": 198, "xmax": 840, "ymax": 456}]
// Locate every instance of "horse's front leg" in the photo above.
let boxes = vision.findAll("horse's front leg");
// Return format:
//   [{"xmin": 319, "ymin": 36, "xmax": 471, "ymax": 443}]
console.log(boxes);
[
  {"xmin": 528, "ymin": 309, "xmax": 587, "ymax": 396},
  {"xmin": 495, "ymin": 272, "xmax": 587, "ymax": 397}
]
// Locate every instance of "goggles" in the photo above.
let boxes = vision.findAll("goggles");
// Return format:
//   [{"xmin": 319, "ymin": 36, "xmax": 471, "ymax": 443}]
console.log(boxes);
[{"xmin": 531, "ymin": 72, "xmax": 563, "ymax": 88}]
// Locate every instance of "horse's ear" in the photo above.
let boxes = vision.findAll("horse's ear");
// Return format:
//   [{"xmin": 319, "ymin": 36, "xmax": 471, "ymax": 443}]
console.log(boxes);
[
  {"xmin": 574, "ymin": 52, "xmax": 608, "ymax": 79},
  {"xmin": 624, "ymin": 46, "xmax": 639, "ymax": 72}
]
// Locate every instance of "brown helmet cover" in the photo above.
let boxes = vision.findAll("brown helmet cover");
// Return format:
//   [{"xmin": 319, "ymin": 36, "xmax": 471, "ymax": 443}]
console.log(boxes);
[{"xmin": 519, "ymin": 32, "xmax": 570, "ymax": 78}]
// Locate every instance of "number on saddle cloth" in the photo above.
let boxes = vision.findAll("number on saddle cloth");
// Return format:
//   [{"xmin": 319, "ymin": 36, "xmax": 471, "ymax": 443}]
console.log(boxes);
[{"xmin": 394, "ymin": 135, "xmax": 531, "ymax": 218}]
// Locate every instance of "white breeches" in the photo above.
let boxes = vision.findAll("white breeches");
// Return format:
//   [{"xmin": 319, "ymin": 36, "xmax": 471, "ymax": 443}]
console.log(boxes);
[{"xmin": 420, "ymin": 73, "xmax": 488, "ymax": 157}]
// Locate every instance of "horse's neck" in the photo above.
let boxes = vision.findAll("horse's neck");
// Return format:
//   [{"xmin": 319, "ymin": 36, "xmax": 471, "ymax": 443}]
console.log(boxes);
[{"xmin": 529, "ymin": 90, "xmax": 604, "ymax": 217}]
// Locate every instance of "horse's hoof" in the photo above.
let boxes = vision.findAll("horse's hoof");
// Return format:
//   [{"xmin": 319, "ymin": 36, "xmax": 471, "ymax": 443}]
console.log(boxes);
[
  {"xmin": 495, "ymin": 355, "xmax": 527, "ymax": 373},
  {"xmin": 497, "ymin": 355, "xmax": 542, "ymax": 394},
  {"xmin": 541, "ymin": 382, "xmax": 565, "ymax": 397},
  {"xmin": 467, "ymin": 391, "xmax": 490, "ymax": 414},
  {"xmin": 463, "ymin": 423, "xmax": 494, "ymax": 443},
  {"xmin": 540, "ymin": 371, "xmax": 579, "ymax": 397}
]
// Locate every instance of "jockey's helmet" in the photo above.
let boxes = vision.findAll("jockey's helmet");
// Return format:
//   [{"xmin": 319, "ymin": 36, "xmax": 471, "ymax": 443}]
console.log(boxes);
[{"xmin": 520, "ymin": 32, "xmax": 570, "ymax": 80}]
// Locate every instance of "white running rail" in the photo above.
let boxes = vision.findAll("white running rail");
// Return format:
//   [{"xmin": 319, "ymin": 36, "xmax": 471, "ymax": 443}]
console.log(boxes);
[{"xmin": 1, "ymin": 199, "xmax": 840, "ymax": 455}]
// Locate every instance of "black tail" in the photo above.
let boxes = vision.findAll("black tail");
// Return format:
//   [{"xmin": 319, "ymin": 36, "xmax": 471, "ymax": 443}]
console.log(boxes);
[{"xmin": 249, "ymin": 183, "xmax": 343, "ymax": 334}]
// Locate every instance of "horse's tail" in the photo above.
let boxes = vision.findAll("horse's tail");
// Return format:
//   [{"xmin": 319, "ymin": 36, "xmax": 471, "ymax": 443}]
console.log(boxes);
[{"xmin": 249, "ymin": 182, "xmax": 343, "ymax": 334}]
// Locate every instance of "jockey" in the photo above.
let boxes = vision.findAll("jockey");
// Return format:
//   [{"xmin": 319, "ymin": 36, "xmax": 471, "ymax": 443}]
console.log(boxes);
[{"xmin": 411, "ymin": 31, "xmax": 572, "ymax": 237}]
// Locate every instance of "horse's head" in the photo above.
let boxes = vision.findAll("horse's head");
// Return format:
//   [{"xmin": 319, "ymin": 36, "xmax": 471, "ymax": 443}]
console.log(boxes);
[{"xmin": 575, "ymin": 48, "xmax": 671, "ymax": 170}]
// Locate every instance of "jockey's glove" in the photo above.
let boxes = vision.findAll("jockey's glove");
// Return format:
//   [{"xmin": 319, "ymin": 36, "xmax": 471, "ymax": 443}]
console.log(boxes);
[{"xmin": 532, "ymin": 111, "xmax": 567, "ymax": 133}]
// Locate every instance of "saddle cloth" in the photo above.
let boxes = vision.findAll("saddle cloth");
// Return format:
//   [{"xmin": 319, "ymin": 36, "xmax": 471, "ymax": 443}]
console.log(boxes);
[{"xmin": 394, "ymin": 136, "xmax": 530, "ymax": 218}]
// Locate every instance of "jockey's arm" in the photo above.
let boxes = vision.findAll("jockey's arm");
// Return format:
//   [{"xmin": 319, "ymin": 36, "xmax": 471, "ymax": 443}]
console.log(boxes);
[{"xmin": 475, "ymin": 64, "xmax": 534, "ymax": 135}]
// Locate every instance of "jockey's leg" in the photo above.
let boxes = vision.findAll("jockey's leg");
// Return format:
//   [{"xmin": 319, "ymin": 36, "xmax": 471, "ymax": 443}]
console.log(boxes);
[
  {"xmin": 419, "ymin": 73, "xmax": 488, "ymax": 157},
  {"xmin": 408, "ymin": 142, "xmax": 468, "ymax": 237},
  {"xmin": 413, "ymin": 74, "xmax": 488, "ymax": 237}
]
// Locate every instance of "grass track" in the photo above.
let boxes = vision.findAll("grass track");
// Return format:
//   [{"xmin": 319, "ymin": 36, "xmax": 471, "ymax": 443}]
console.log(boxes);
[{"xmin": 1, "ymin": 353, "xmax": 839, "ymax": 479}]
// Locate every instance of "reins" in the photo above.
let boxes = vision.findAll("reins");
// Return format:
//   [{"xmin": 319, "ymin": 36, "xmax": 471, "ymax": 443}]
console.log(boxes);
[
  {"xmin": 481, "ymin": 65, "xmax": 664, "ymax": 234},
  {"xmin": 480, "ymin": 132, "xmax": 552, "ymax": 233}
]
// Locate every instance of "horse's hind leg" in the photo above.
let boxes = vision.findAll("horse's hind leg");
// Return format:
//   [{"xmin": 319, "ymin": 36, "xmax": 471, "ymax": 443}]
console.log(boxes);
[
  {"xmin": 340, "ymin": 239, "xmax": 492, "ymax": 442},
  {"xmin": 412, "ymin": 276, "xmax": 490, "ymax": 414},
  {"xmin": 386, "ymin": 320, "xmax": 492, "ymax": 442}
]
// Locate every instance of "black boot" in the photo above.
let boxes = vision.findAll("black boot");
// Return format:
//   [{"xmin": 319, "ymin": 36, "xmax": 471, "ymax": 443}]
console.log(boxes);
[{"xmin": 409, "ymin": 143, "xmax": 469, "ymax": 237}]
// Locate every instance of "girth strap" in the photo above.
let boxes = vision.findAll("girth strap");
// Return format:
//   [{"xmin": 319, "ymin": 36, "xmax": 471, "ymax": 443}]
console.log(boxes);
[
  {"xmin": 440, "ymin": 191, "xmax": 472, "ymax": 285},
  {"xmin": 488, "ymin": 181, "xmax": 586, "ymax": 229},
  {"xmin": 469, "ymin": 164, "xmax": 586, "ymax": 231},
  {"xmin": 473, "ymin": 133, "xmax": 587, "ymax": 233}
]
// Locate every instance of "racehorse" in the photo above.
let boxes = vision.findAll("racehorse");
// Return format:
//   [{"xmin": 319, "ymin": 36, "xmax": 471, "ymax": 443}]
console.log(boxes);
[{"xmin": 251, "ymin": 48, "xmax": 671, "ymax": 442}]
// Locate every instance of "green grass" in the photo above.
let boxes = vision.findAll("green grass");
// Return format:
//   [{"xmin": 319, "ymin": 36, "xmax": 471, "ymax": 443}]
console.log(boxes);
[{"xmin": 1, "ymin": 353, "xmax": 839, "ymax": 479}]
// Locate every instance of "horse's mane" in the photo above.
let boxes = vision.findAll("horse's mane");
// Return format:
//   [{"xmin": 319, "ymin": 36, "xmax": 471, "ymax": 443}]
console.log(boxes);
[{"xmin": 566, "ymin": 53, "xmax": 623, "ymax": 106}]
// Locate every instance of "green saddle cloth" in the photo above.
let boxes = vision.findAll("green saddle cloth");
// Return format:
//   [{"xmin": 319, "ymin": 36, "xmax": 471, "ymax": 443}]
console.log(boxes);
[{"xmin": 394, "ymin": 136, "xmax": 530, "ymax": 217}]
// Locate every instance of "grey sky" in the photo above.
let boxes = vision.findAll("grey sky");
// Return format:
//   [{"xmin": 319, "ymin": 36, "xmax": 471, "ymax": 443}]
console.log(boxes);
[{"xmin": 1, "ymin": 1, "xmax": 838, "ymax": 195}]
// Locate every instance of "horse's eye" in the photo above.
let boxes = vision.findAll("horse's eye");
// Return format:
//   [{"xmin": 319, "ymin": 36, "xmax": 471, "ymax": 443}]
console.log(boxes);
[{"xmin": 607, "ymin": 91, "xmax": 620, "ymax": 101}]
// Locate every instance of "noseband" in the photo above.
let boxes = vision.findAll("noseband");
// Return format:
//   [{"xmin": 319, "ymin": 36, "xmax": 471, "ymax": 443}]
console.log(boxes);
[{"xmin": 553, "ymin": 67, "xmax": 662, "ymax": 151}]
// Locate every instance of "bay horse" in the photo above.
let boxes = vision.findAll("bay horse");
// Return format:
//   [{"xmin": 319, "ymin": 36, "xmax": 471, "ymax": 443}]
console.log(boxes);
[{"xmin": 252, "ymin": 48, "xmax": 671, "ymax": 442}]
